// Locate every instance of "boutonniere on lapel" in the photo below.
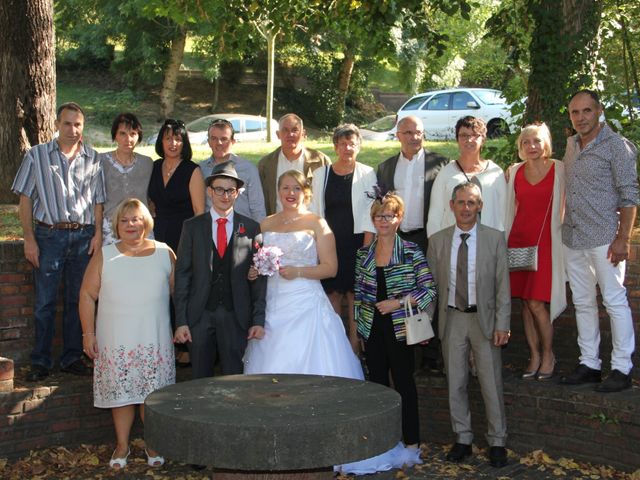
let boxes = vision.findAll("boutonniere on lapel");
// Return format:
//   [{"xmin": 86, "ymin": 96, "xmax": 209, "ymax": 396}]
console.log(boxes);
[{"xmin": 237, "ymin": 223, "xmax": 246, "ymax": 236}]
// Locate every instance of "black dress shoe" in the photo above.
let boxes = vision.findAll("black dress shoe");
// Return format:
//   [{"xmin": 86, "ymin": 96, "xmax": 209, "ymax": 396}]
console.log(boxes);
[
  {"xmin": 61, "ymin": 359, "xmax": 92, "ymax": 376},
  {"xmin": 560, "ymin": 364, "xmax": 601, "ymax": 385},
  {"xmin": 26, "ymin": 364, "xmax": 49, "ymax": 382},
  {"xmin": 489, "ymin": 446, "xmax": 508, "ymax": 467},
  {"xmin": 595, "ymin": 369, "xmax": 632, "ymax": 393},
  {"xmin": 446, "ymin": 443, "xmax": 472, "ymax": 462}
]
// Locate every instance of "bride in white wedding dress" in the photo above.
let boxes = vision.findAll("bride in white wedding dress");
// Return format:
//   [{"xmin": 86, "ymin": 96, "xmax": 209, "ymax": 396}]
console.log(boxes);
[{"xmin": 243, "ymin": 170, "xmax": 422, "ymax": 474}]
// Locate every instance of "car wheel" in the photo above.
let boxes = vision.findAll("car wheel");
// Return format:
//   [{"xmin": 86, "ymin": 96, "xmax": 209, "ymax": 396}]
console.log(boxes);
[{"xmin": 487, "ymin": 119, "xmax": 509, "ymax": 139}]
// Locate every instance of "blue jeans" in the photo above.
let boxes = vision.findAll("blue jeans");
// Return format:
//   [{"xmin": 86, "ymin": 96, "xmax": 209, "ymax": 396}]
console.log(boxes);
[{"xmin": 31, "ymin": 224, "xmax": 94, "ymax": 369}]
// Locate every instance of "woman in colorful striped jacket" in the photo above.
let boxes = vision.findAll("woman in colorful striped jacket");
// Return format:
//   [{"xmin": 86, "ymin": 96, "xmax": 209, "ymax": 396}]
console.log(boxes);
[{"xmin": 354, "ymin": 192, "xmax": 437, "ymax": 451}]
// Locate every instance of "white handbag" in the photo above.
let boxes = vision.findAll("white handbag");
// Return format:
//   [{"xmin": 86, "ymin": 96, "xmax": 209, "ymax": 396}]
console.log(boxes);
[{"xmin": 404, "ymin": 296, "xmax": 435, "ymax": 345}]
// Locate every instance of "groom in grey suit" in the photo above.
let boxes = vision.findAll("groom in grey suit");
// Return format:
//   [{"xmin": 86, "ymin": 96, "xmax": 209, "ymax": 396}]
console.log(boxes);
[
  {"xmin": 427, "ymin": 182, "xmax": 510, "ymax": 468},
  {"xmin": 174, "ymin": 162, "xmax": 266, "ymax": 378}
]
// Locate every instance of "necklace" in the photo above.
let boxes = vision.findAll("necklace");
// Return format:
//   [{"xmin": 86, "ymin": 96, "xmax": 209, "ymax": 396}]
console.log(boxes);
[
  {"xmin": 114, "ymin": 150, "xmax": 134, "ymax": 167},
  {"xmin": 164, "ymin": 160, "xmax": 181, "ymax": 178},
  {"xmin": 282, "ymin": 215, "xmax": 302, "ymax": 225},
  {"xmin": 121, "ymin": 241, "xmax": 147, "ymax": 256}
]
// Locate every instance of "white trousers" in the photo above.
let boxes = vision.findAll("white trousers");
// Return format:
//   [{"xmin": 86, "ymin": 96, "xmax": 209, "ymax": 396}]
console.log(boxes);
[{"xmin": 563, "ymin": 244, "xmax": 635, "ymax": 374}]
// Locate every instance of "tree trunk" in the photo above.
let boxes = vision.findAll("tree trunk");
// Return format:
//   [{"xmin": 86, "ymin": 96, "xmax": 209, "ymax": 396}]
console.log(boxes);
[
  {"xmin": 525, "ymin": 0, "xmax": 601, "ymax": 157},
  {"xmin": 335, "ymin": 49, "xmax": 356, "ymax": 123},
  {"xmin": 0, "ymin": 0, "xmax": 56, "ymax": 204},
  {"xmin": 159, "ymin": 26, "xmax": 187, "ymax": 120},
  {"xmin": 265, "ymin": 30, "xmax": 277, "ymax": 143},
  {"xmin": 211, "ymin": 77, "xmax": 220, "ymax": 112}
]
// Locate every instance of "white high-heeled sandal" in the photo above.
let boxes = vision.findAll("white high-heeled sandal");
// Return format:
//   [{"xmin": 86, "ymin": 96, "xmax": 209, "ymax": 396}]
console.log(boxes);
[
  {"xmin": 145, "ymin": 449, "xmax": 165, "ymax": 467},
  {"xmin": 109, "ymin": 448, "xmax": 130, "ymax": 469}
]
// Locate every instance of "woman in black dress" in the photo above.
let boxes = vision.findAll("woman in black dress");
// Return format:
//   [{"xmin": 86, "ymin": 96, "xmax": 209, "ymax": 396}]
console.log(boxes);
[
  {"xmin": 148, "ymin": 119, "xmax": 205, "ymax": 366},
  {"xmin": 148, "ymin": 119, "xmax": 205, "ymax": 252},
  {"xmin": 310, "ymin": 124, "xmax": 376, "ymax": 354}
]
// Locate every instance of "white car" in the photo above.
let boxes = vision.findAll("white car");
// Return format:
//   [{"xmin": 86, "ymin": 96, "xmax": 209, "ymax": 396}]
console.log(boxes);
[
  {"xmin": 397, "ymin": 88, "xmax": 514, "ymax": 140},
  {"xmin": 359, "ymin": 115, "xmax": 397, "ymax": 141},
  {"xmin": 147, "ymin": 113, "xmax": 279, "ymax": 145}
]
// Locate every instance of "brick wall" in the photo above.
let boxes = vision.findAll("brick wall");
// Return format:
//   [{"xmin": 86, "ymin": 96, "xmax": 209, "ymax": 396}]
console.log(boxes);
[
  {"xmin": 0, "ymin": 242, "xmax": 35, "ymax": 365},
  {"xmin": 416, "ymin": 373, "xmax": 640, "ymax": 472},
  {"xmin": 0, "ymin": 237, "xmax": 638, "ymax": 467},
  {"xmin": 0, "ymin": 377, "xmax": 140, "ymax": 458}
]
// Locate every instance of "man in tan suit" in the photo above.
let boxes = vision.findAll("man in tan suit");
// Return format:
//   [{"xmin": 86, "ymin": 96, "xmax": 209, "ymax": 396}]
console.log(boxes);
[
  {"xmin": 427, "ymin": 182, "xmax": 510, "ymax": 468},
  {"xmin": 258, "ymin": 113, "xmax": 331, "ymax": 215}
]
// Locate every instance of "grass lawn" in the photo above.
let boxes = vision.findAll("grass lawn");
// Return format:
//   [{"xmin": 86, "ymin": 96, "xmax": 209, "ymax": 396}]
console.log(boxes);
[
  {"xmin": 125, "ymin": 139, "xmax": 464, "ymax": 168},
  {"xmin": 1, "ymin": 139, "xmax": 506, "ymax": 241}
]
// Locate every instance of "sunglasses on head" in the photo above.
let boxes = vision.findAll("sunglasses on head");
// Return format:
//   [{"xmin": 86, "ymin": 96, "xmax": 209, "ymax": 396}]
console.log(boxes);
[
  {"xmin": 163, "ymin": 119, "xmax": 185, "ymax": 128},
  {"xmin": 209, "ymin": 119, "xmax": 234, "ymax": 129}
]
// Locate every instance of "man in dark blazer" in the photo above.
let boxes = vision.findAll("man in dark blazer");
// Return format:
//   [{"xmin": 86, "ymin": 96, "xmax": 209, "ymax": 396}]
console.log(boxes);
[
  {"xmin": 174, "ymin": 162, "xmax": 266, "ymax": 378},
  {"xmin": 377, "ymin": 115, "xmax": 449, "ymax": 371},
  {"xmin": 376, "ymin": 115, "xmax": 449, "ymax": 251},
  {"xmin": 427, "ymin": 182, "xmax": 510, "ymax": 468}
]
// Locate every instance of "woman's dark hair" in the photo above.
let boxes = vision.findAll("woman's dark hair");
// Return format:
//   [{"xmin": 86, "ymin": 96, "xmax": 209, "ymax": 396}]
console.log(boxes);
[
  {"xmin": 111, "ymin": 112, "xmax": 143, "ymax": 143},
  {"xmin": 154, "ymin": 119, "xmax": 192, "ymax": 161}
]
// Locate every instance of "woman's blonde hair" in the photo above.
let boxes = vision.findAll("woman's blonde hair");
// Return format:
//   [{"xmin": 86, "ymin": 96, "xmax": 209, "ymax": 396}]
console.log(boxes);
[
  {"xmin": 277, "ymin": 169, "xmax": 312, "ymax": 205},
  {"xmin": 517, "ymin": 123, "xmax": 553, "ymax": 160},
  {"xmin": 370, "ymin": 192, "xmax": 405, "ymax": 219},
  {"xmin": 112, "ymin": 198, "xmax": 154, "ymax": 240}
]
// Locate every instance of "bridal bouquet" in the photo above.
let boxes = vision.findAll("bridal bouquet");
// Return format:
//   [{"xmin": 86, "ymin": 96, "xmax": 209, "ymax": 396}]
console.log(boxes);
[{"xmin": 253, "ymin": 245, "xmax": 283, "ymax": 276}]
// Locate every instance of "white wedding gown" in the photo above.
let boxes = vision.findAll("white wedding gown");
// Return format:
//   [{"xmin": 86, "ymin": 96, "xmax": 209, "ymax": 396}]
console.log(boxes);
[{"xmin": 243, "ymin": 231, "xmax": 422, "ymax": 474}]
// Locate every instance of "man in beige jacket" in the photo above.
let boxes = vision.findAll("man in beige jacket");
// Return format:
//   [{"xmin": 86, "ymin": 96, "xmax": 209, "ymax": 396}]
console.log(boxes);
[{"xmin": 258, "ymin": 113, "xmax": 330, "ymax": 215}]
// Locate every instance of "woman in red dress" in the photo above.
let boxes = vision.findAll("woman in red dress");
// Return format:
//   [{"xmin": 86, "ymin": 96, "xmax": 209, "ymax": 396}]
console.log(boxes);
[{"xmin": 505, "ymin": 123, "xmax": 566, "ymax": 380}]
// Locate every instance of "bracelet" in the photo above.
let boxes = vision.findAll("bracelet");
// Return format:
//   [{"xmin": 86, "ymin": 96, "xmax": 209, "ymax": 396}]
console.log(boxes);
[{"xmin": 82, "ymin": 332, "xmax": 95, "ymax": 337}]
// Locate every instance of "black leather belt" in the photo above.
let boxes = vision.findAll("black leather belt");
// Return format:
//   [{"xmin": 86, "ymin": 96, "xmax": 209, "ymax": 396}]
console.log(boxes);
[
  {"xmin": 448, "ymin": 305, "xmax": 477, "ymax": 313},
  {"xmin": 36, "ymin": 221, "xmax": 92, "ymax": 230}
]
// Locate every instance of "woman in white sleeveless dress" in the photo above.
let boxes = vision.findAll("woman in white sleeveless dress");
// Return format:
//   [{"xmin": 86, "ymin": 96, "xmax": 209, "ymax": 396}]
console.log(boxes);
[
  {"xmin": 243, "ymin": 170, "xmax": 421, "ymax": 474},
  {"xmin": 80, "ymin": 199, "xmax": 175, "ymax": 470}
]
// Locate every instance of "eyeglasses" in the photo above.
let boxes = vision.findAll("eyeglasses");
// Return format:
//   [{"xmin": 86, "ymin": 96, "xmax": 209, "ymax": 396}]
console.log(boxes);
[
  {"xmin": 398, "ymin": 130, "xmax": 424, "ymax": 137},
  {"xmin": 458, "ymin": 133, "xmax": 483, "ymax": 140},
  {"xmin": 373, "ymin": 214, "xmax": 397, "ymax": 222},
  {"xmin": 211, "ymin": 186, "xmax": 238, "ymax": 197}
]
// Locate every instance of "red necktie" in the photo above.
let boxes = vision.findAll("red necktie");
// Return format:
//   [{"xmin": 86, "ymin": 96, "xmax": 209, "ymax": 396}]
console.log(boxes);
[{"xmin": 216, "ymin": 218, "xmax": 228, "ymax": 258}]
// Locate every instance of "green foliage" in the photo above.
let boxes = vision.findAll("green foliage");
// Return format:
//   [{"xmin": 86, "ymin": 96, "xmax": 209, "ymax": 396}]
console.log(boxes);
[
  {"xmin": 284, "ymin": 50, "xmax": 344, "ymax": 128},
  {"xmin": 589, "ymin": 412, "xmax": 619, "ymax": 425},
  {"xmin": 57, "ymin": 81, "xmax": 144, "ymax": 128},
  {"xmin": 54, "ymin": 0, "xmax": 114, "ymax": 70},
  {"xmin": 483, "ymin": 135, "xmax": 518, "ymax": 170}
]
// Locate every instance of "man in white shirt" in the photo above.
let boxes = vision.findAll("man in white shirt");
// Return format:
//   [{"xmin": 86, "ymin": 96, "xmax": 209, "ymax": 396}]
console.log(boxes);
[
  {"xmin": 427, "ymin": 182, "xmax": 510, "ymax": 468},
  {"xmin": 376, "ymin": 115, "xmax": 449, "ymax": 251},
  {"xmin": 258, "ymin": 113, "xmax": 331, "ymax": 215}
]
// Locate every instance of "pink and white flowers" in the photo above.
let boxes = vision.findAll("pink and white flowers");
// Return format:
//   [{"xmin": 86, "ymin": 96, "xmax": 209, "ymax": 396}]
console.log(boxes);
[{"xmin": 253, "ymin": 246, "xmax": 283, "ymax": 276}]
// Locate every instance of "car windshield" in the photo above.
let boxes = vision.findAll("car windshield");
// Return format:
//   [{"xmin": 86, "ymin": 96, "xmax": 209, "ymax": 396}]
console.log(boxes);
[
  {"xmin": 474, "ymin": 90, "xmax": 507, "ymax": 105},
  {"xmin": 187, "ymin": 117, "xmax": 215, "ymax": 132},
  {"xmin": 401, "ymin": 95, "xmax": 429, "ymax": 111},
  {"xmin": 364, "ymin": 116, "xmax": 396, "ymax": 132}
]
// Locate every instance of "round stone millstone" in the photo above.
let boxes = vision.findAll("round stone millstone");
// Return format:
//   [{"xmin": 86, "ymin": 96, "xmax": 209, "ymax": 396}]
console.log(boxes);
[{"xmin": 145, "ymin": 374, "xmax": 401, "ymax": 471}]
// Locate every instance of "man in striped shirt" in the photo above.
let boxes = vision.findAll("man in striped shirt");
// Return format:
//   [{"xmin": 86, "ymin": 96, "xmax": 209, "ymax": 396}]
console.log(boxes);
[{"xmin": 12, "ymin": 102, "xmax": 105, "ymax": 382}]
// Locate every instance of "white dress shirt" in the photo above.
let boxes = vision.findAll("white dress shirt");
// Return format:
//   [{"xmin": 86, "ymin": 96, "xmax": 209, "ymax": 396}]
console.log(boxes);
[
  {"xmin": 210, "ymin": 208, "xmax": 234, "ymax": 250},
  {"xmin": 393, "ymin": 149, "xmax": 425, "ymax": 232},
  {"xmin": 448, "ymin": 223, "xmax": 477, "ymax": 307},
  {"xmin": 275, "ymin": 150, "xmax": 305, "ymax": 212}
]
